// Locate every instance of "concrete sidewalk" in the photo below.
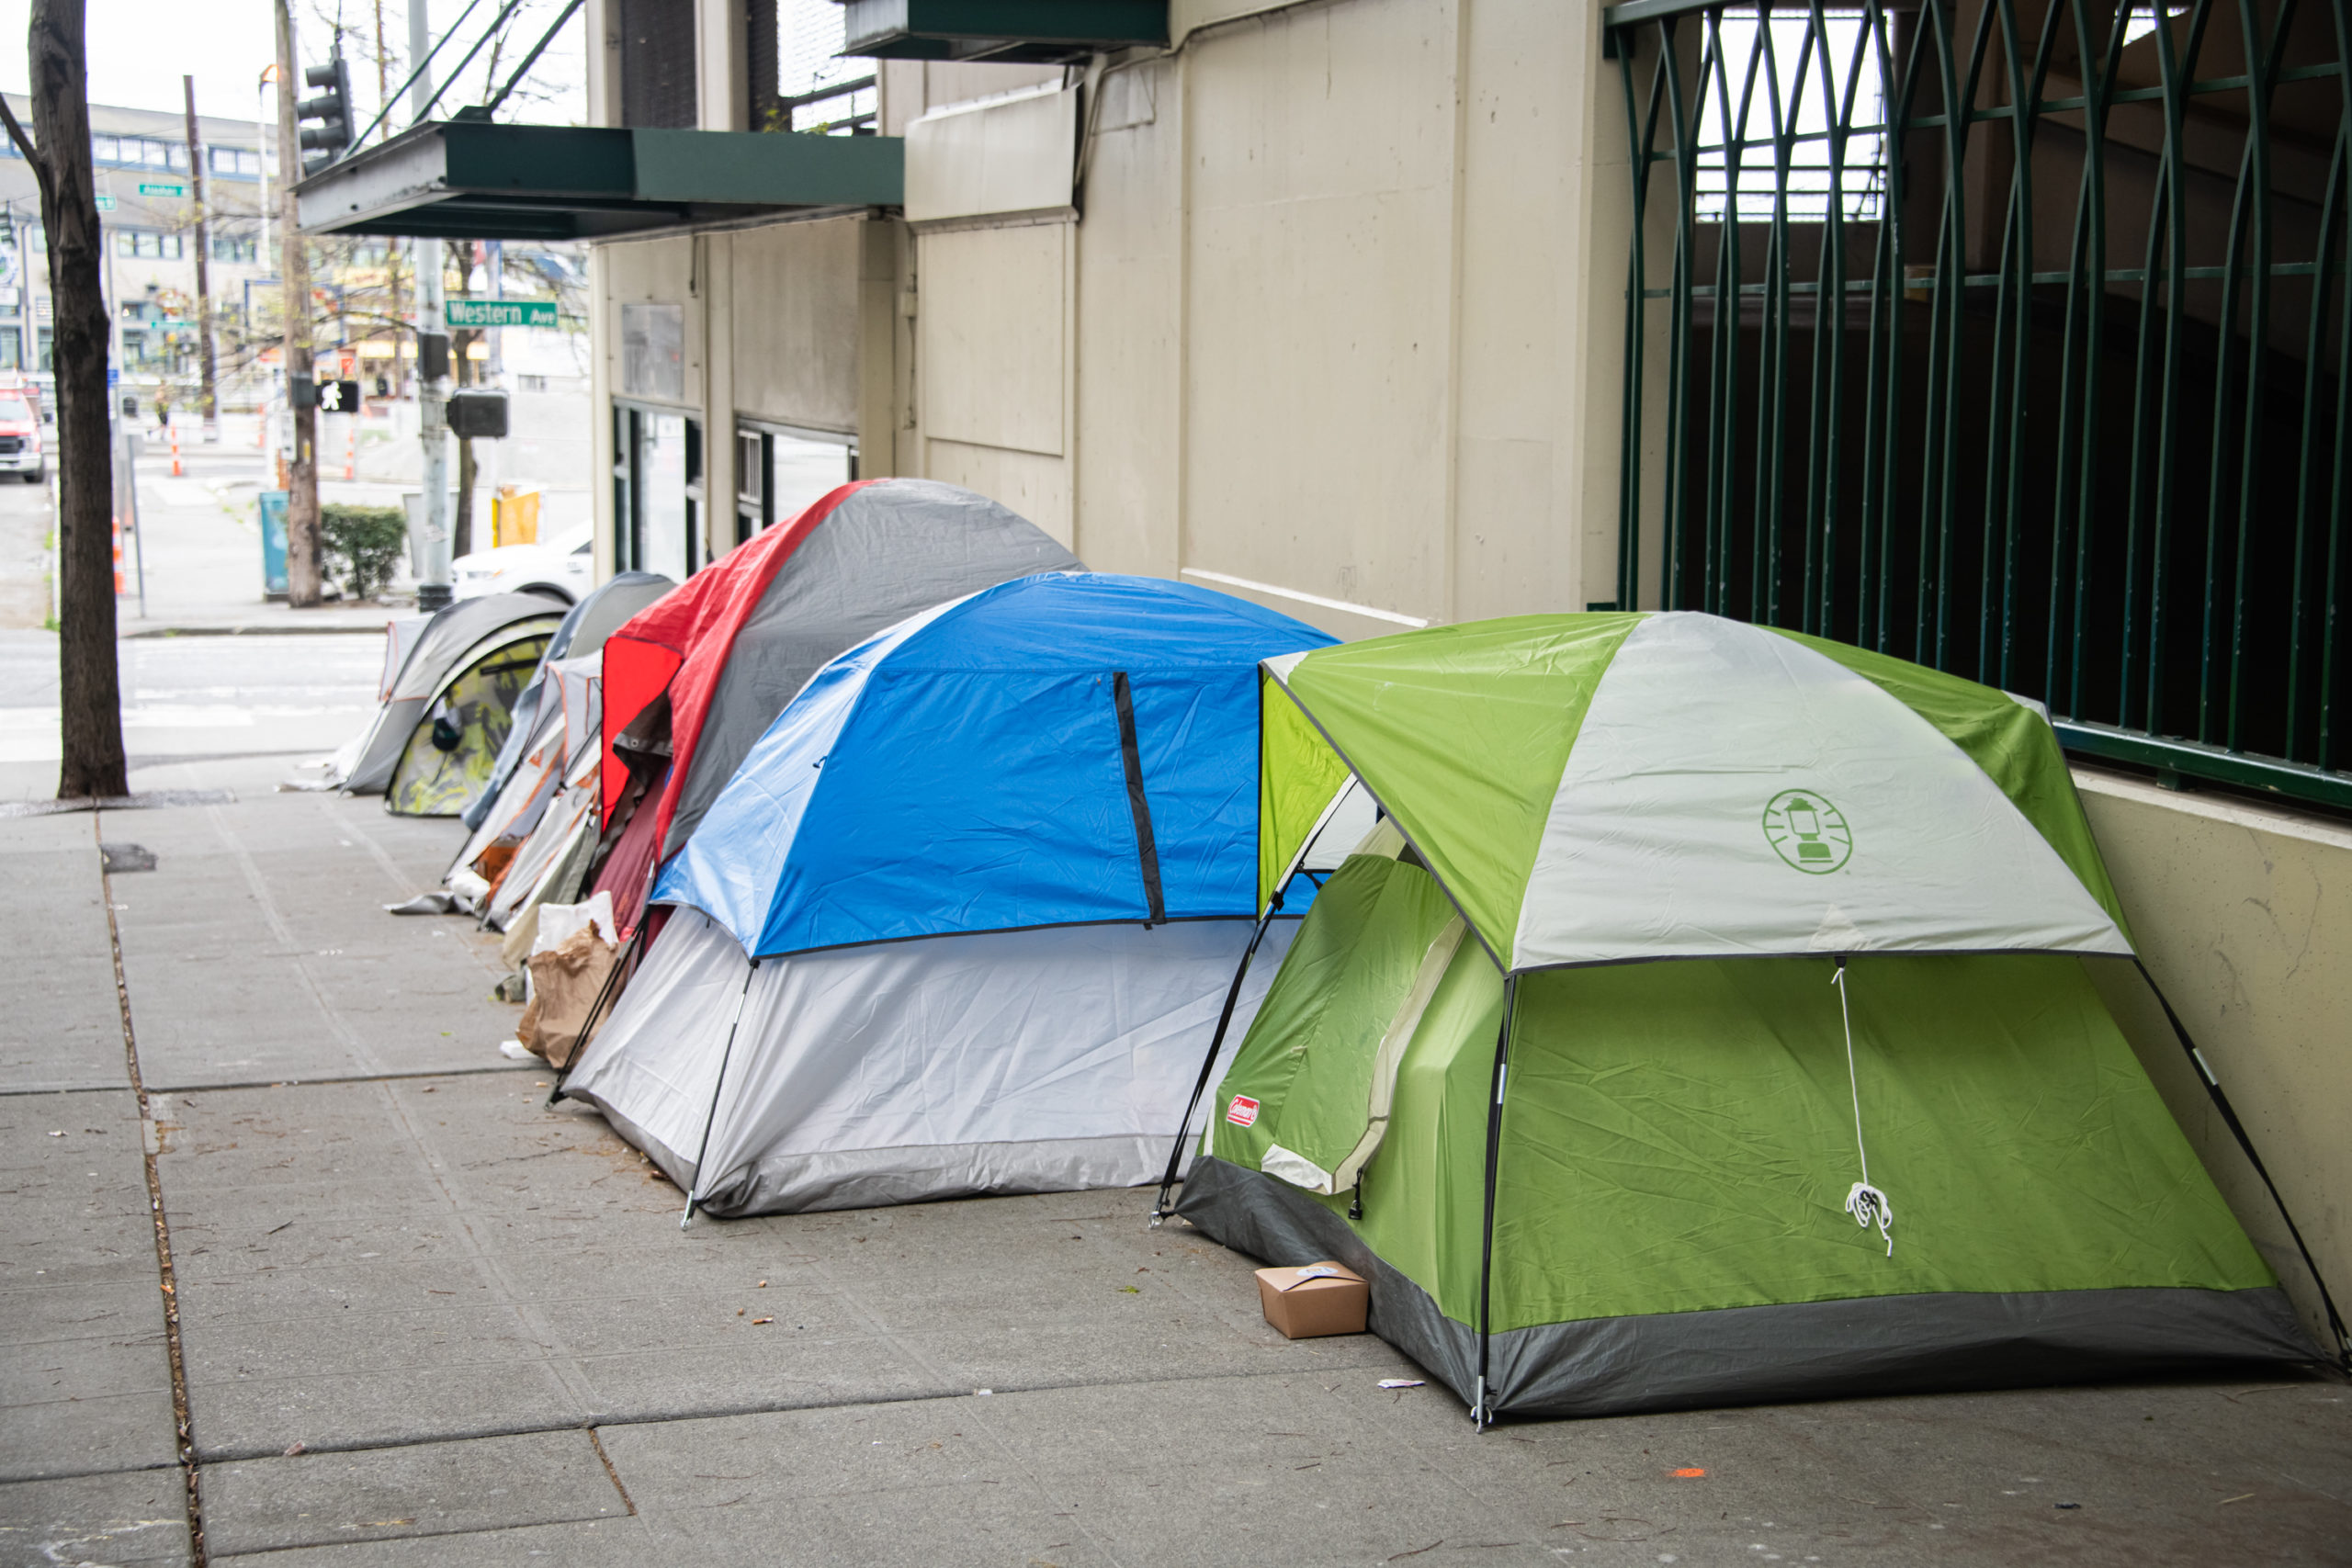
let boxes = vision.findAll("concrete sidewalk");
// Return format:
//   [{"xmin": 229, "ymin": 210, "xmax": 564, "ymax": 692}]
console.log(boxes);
[{"xmin": 3, "ymin": 757, "xmax": 2349, "ymax": 1568}]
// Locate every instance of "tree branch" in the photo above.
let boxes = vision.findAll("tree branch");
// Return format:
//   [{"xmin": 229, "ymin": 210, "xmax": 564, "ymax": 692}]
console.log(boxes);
[{"xmin": 0, "ymin": 96, "xmax": 54, "ymax": 210}]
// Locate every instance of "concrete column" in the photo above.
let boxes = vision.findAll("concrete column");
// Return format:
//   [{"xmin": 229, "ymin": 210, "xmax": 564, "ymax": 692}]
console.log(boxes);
[
  {"xmin": 587, "ymin": 243, "xmax": 616, "ymax": 578},
  {"xmin": 701, "ymin": 231, "xmax": 737, "ymax": 558},
  {"xmin": 583, "ymin": 0, "xmax": 624, "ymax": 128},
  {"xmin": 856, "ymin": 218, "xmax": 906, "ymax": 479},
  {"xmin": 698, "ymin": 0, "xmax": 747, "ymax": 132}
]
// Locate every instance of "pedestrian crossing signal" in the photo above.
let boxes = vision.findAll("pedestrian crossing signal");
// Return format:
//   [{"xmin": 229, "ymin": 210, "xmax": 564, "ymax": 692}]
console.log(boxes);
[{"xmin": 316, "ymin": 379, "xmax": 362, "ymax": 414}]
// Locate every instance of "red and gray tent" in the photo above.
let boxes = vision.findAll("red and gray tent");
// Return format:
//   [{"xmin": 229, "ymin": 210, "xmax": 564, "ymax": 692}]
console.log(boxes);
[{"xmin": 592, "ymin": 479, "xmax": 1080, "ymax": 930}]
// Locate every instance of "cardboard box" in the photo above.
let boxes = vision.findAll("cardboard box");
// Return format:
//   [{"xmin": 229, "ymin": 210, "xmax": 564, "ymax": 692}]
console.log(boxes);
[{"xmin": 1255, "ymin": 1261, "xmax": 1369, "ymax": 1339}]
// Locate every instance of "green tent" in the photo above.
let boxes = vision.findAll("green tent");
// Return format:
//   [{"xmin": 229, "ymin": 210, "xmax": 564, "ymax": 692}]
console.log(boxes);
[{"xmin": 1170, "ymin": 610, "xmax": 2328, "ymax": 1421}]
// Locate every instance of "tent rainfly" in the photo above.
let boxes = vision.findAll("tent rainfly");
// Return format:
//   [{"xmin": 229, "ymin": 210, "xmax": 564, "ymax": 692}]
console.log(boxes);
[
  {"xmin": 313, "ymin": 592, "xmax": 568, "ymax": 811},
  {"xmin": 1167, "ymin": 611, "xmax": 2340, "ymax": 1422},
  {"xmin": 557, "ymin": 572, "xmax": 1340, "ymax": 1218},
  {"xmin": 459, "ymin": 571, "xmax": 674, "ymax": 831},
  {"xmin": 587, "ymin": 479, "xmax": 1080, "ymax": 935},
  {"xmin": 441, "ymin": 650, "xmax": 606, "ymax": 931},
  {"xmin": 435, "ymin": 572, "xmax": 674, "ymax": 920}
]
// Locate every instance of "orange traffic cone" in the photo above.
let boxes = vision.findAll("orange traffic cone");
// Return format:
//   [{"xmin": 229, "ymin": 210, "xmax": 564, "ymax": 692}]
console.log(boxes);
[
  {"xmin": 344, "ymin": 418, "xmax": 356, "ymax": 480},
  {"xmin": 170, "ymin": 420, "xmax": 182, "ymax": 477},
  {"xmin": 111, "ymin": 518, "xmax": 125, "ymax": 595}
]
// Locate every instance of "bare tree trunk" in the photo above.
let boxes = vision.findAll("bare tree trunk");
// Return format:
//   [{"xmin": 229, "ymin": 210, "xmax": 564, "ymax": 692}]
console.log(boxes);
[
  {"xmin": 274, "ymin": 0, "xmax": 322, "ymax": 606},
  {"xmin": 182, "ymin": 76, "xmax": 218, "ymax": 432},
  {"xmin": 4, "ymin": 0, "xmax": 124, "ymax": 799}
]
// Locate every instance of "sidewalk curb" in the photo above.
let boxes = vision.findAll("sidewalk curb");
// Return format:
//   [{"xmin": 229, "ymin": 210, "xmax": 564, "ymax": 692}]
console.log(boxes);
[{"xmin": 123, "ymin": 623, "xmax": 397, "ymax": 638}]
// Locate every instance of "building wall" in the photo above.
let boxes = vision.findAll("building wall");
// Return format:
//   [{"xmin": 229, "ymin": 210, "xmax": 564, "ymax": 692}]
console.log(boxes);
[
  {"xmin": 2076, "ymin": 772, "xmax": 2352, "ymax": 1354},
  {"xmin": 899, "ymin": 0, "xmax": 1628, "ymax": 636}
]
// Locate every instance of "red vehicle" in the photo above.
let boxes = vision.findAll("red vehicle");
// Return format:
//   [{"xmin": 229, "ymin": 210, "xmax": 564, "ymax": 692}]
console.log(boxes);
[{"xmin": 0, "ymin": 389, "xmax": 42, "ymax": 483}]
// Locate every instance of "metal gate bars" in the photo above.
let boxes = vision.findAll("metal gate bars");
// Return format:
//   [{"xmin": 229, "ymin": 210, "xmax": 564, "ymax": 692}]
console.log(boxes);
[{"xmin": 1610, "ymin": 0, "xmax": 2350, "ymax": 809}]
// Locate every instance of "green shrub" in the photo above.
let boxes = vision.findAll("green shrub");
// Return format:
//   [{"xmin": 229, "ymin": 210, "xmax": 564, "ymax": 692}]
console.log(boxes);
[{"xmin": 322, "ymin": 503, "xmax": 409, "ymax": 603}]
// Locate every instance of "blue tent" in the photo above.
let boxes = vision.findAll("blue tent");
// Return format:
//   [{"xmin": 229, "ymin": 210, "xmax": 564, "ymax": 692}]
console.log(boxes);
[
  {"xmin": 656, "ymin": 570, "xmax": 1339, "ymax": 955},
  {"xmin": 561, "ymin": 572, "xmax": 1344, "ymax": 1217}
]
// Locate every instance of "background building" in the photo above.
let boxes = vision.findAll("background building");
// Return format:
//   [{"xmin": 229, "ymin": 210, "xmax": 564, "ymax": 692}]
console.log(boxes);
[{"xmin": 0, "ymin": 95, "xmax": 277, "ymax": 409}]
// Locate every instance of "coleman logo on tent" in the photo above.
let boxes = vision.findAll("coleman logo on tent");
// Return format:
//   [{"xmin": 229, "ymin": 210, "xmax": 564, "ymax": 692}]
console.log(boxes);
[
  {"xmin": 1227, "ymin": 1095, "xmax": 1261, "ymax": 1127},
  {"xmin": 1762, "ymin": 789, "xmax": 1852, "ymax": 874}
]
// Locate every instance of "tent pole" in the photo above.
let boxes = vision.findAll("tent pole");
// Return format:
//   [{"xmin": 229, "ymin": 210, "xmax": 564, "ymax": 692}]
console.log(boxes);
[
  {"xmin": 681, "ymin": 958, "xmax": 760, "ymax": 1230},
  {"xmin": 1151, "ymin": 904, "xmax": 1280, "ymax": 1224},
  {"xmin": 547, "ymin": 920, "xmax": 645, "ymax": 1106},
  {"xmin": 1474, "ymin": 975, "xmax": 1519, "ymax": 1428},
  {"xmin": 2132, "ymin": 960, "xmax": 2351, "ymax": 1371}
]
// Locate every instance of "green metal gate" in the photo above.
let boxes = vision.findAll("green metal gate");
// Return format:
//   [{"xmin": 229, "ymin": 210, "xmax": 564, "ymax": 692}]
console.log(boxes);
[{"xmin": 1611, "ymin": 0, "xmax": 2350, "ymax": 809}]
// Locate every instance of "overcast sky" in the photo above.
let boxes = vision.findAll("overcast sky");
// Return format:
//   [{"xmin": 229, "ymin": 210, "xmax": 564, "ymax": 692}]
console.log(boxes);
[{"xmin": 0, "ymin": 0, "xmax": 584, "ymax": 131}]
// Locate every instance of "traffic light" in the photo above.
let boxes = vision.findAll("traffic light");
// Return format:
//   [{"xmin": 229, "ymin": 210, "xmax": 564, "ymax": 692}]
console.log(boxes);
[{"xmin": 297, "ymin": 55, "xmax": 353, "ymax": 176}]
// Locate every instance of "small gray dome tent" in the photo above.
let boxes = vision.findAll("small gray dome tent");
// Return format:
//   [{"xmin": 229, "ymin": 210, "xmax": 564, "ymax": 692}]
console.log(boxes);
[{"xmin": 315, "ymin": 592, "xmax": 567, "ymax": 813}]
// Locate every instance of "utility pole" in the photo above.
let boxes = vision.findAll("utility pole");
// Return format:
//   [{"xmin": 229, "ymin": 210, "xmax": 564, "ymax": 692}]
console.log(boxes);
[
  {"xmin": 371, "ymin": 0, "xmax": 403, "ymax": 402},
  {"xmin": 272, "ymin": 0, "xmax": 322, "ymax": 606},
  {"xmin": 410, "ymin": 0, "xmax": 452, "ymax": 610},
  {"xmin": 1, "ymin": 0, "xmax": 126, "ymax": 798},
  {"xmin": 181, "ymin": 76, "xmax": 218, "ymax": 441},
  {"xmin": 453, "ymin": 242, "xmax": 475, "ymax": 560}
]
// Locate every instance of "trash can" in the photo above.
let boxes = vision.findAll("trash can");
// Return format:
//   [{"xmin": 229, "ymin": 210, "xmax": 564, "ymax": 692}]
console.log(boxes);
[
  {"xmin": 492, "ymin": 485, "xmax": 540, "ymax": 547},
  {"xmin": 259, "ymin": 490, "xmax": 288, "ymax": 600}
]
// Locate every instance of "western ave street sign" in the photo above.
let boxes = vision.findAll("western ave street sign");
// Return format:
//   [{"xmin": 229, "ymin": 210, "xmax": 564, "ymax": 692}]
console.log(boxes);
[{"xmin": 446, "ymin": 299, "xmax": 560, "ymax": 329}]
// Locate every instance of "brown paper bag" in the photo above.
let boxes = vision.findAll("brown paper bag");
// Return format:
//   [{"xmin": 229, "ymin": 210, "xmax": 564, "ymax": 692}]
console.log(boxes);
[{"xmin": 519, "ymin": 924, "xmax": 618, "ymax": 1068}]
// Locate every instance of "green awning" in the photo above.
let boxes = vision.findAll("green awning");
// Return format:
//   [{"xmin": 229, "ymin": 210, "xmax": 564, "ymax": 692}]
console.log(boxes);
[
  {"xmin": 841, "ymin": 0, "xmax": 1166, "ymax": 62},
  {"xmin": 293, "ymin": 120, "xmax": 903, "ymax": 241}
]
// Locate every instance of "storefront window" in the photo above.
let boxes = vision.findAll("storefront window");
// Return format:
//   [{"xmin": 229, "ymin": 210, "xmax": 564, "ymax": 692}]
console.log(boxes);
[{"xmin": 615, "ymin": 402, "xmax": 705, "ymax": 581}]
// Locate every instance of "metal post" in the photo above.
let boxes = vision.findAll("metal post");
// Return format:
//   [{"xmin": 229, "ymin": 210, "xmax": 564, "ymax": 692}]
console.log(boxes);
[
  {"xmin": 126, "ymin": 428, "xmax": 146, "ymax": 619},
  {"xmin": 182, "ymin": 76, "xmax": 219, "ymax": 442},
  {"xmin": 411, "ymin": 0, "xmax": 453, "ymax": 611}
]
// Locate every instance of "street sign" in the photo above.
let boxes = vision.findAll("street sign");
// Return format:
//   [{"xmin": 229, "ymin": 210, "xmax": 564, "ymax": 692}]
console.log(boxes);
[
  {"xmin": 95, "ymin": 195, "xmax": 115, "ymax": 210},
  {"xmin": 315, "ymin": 378, "xmax": 362, "ymax": 414},
  {"xmin": 446, "ymin": 299, "xmax": 558, "ymax": 329},
  {"xmin": 137, "ymin": 181, "xmax": 186, "ymax": 197}
]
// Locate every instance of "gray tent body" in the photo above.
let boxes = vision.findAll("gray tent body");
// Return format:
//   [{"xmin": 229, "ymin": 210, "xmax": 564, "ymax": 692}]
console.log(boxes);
[
  {"xmin": 462, "ymin": 572, "xmax": 673, "ymax": 830},
  {"xmin": 336, "ymin": 592, "xmax": 571, "ymax": 795},
  {"xmin": 654, "ymin": 479, "xmax": 1082, "ymax": 860}
]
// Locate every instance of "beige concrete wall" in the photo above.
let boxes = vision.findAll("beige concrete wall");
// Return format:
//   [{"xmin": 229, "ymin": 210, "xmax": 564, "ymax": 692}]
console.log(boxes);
[
  {"xmin": 2075, "ymin": 769, "xmax": 2352, "ymax": 1355},
  {"xmin": 1178, "ymin": 2, "xmax": 1459, "ymax": 625},
  {"xmin": 894, "ymin": 0, "xmax": 1634, "ymax": 635},
  {"xmin": 916, "ymin": 220, "xmax": 1076, "ymax": 546},
  {"xmin": 597, "ymin": 234, "xmax": 705, "ymax": 414},
  {"xmin": 878, "ymin": 62, "xmax": 1069, "ymax": 136},
  {"xmin": 729, "ymin": 218, "xmax": 866, "ymax": 435},
  {"xmin": 1070, "ymin": 57, "xmax": 1183, "ymax": 578}
]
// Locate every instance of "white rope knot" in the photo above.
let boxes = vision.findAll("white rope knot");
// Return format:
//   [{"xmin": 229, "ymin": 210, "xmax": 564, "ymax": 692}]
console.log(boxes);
[
  {"xmin": 1832, "ymin": 961, "xmax": 1894, "ymax": 1258},
  {"xmin": 1845, "ymin": 1179, "xmax": 1894, "ymax": 1257}
]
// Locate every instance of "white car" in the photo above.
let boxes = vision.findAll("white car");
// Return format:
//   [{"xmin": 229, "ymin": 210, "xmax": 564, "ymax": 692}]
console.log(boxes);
[{"xmin": 452, "ymin": 523, "xmax": 594, "ymax": 604}]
